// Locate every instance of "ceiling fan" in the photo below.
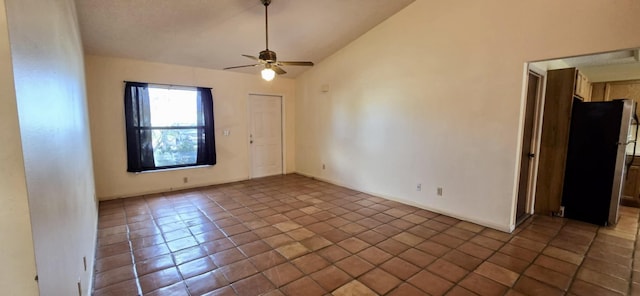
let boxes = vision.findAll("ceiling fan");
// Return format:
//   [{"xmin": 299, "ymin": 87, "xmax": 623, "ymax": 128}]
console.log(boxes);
[{"xmin": 223, "ymin": 0, "xmax": 314, "ymax": 81}]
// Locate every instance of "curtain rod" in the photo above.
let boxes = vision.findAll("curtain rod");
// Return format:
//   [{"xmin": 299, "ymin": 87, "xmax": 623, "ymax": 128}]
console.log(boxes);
[{"xmin": 123, "ymin": 80, "xmax": 212, "ymax": 90}]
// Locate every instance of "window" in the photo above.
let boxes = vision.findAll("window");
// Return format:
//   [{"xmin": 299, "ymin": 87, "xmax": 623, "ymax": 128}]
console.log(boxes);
[{"xmin": 124, "ymin": 82, "xmax": 216, "ymax": 172}]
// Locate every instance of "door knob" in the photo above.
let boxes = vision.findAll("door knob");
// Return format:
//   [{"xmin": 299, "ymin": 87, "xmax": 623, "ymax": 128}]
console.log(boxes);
[{"xmin": 528, "ymin": 153, "xmax": 535, "ymax": 158}]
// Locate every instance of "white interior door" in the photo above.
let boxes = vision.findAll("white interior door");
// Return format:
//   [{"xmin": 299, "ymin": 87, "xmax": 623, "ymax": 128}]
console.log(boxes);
[{"xmin": 249, "ymin": 94, "xmax": 283, "ymax": 178}]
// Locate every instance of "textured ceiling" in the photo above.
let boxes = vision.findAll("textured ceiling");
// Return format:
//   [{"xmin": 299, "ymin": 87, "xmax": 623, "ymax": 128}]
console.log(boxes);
[{"xmin": 75, "ymin": 0, "xmax": 416, "ymax": 78}]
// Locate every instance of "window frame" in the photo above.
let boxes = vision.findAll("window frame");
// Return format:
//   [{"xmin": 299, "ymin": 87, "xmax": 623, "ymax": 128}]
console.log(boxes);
[{"xmin": 123, "ymin": 81, "xmax": 216, "ymax": 173}]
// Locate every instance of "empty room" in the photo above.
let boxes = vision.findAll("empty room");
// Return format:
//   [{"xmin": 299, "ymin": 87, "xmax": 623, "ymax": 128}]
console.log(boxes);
[{"xmin": 2, "ymin": 0, "xmax": 640, "ymax": 295}]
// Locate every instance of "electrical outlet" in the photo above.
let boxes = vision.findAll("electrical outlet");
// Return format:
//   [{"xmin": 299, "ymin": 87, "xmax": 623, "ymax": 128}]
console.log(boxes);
[
  {"xmin": 77, "ymin": 281, "xmax": 82, "ymax": 296},
  {"xmin": 83, "ymin": 256, "xmax": 87, "ymax": 271},
  {"xmin": 183, "ymin": 177, "xmax": 188, "ymax": 183},
  {"xmin": 416, "ymin": 183, "xmax": 422, "ymax": 191},
  {"xmin": 322, "ymin": 164, "xmax": 326, "ymax": 170},
  {"xmin": 437, "ymin": 187, "xmax": 443, "ymax": 196}
]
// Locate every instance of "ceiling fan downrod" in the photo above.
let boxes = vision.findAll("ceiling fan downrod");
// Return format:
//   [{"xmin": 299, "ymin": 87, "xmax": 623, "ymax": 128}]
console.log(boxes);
[{"xmin": 262, "ymin": 0, "xmax": 271, "ymax": 50}]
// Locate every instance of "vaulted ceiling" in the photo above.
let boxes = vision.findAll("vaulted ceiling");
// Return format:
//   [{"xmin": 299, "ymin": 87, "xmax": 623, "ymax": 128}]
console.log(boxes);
[{"xmin": 75, "ymin": 0, "xmax": 416, "ymax": 78}]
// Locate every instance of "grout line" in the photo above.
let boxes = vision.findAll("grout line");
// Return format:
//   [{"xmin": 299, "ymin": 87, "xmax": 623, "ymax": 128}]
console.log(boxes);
[{"xmin": 123, "ymin": 211, "xmax": 144, "ymax": 296}]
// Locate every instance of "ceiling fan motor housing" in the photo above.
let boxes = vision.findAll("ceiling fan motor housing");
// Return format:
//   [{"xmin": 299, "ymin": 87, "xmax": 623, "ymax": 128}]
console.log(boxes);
[{"xmin": 259, "ymin": 50, "xmax": 277, "ymax": 63}]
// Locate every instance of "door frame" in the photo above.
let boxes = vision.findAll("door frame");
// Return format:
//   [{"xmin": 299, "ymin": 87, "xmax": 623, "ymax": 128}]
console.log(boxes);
[
  {"xmin": 247, "ymin": 93, "xmax": 286, "ymax": 179},
  {"xmin": 513, "ymin": 65, "xmax": 547, "ymax": 227}
]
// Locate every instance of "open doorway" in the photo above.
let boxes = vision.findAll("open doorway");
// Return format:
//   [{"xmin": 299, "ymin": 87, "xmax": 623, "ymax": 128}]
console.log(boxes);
[
  {"xmin": 515, "ymin": 70, "xmax": 544, "ymax": 225},
  {"xmin": 526, "ymin": 48, "xmax": 640, "ymax": 219}
]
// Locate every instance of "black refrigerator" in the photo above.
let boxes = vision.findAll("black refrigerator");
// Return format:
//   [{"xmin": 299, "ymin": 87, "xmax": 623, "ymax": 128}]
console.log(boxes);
[{"xmin": 562, "ymin": 99, "xmax": 636, "ymax": 226}]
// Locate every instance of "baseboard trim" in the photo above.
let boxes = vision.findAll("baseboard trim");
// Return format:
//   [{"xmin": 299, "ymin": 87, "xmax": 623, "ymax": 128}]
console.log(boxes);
[{"xmin": 294, "ymin": 171, "xmax": 514, "ymax": 233}]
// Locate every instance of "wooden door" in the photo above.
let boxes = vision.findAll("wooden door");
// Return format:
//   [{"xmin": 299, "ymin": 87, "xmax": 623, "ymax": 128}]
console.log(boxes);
[
  {"xmin": 516, "ymin": 72, "xmax": 541, "ymax": 224},
  {"xmin": 249, "ymin": 94, "xmax": 283, "ymax": 178},
  {"xmin": 535, "ymin": 68, "xmax": 577, "ymax": 215}
]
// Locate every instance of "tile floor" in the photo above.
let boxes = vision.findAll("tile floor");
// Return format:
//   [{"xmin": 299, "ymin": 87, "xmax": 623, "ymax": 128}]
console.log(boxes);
[{"xmin": 92, "ymin": 174, "xmax": 640, "ymax": 296}]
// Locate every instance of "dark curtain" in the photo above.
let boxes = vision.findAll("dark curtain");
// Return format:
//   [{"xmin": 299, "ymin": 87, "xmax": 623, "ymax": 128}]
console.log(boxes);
[
  {"xmin": 124, "ymin": 82, "xmax": 155, "ymax": 172},
  {"xmin": 197, "ymin": 87, "xmax": 216, "ymax": 165}
]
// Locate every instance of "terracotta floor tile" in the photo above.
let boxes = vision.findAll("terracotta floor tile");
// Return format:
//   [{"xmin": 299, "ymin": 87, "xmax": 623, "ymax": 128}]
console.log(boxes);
[
  {"xmin": 275, "ymin": 242, "xmax": 309, "ymax": 259},
  {"xmin": 576, "ymin": 267, "xmax": 629, "ymax": 295},
  {"xmin": 460, "ymin": 273, "xmax": 508, "ymax": 296},
  {"xmin": 311, "ymin": 265, "xmax": 352, "ymax": 292},
  {"xmin": 237, "ymin": 239, "xmax": 271, "ymax": 257},
  {"xmin": 131, "ymin": 234, "xmax": 165, "ymax": 250},
  {"xmin": 499, "ymin": 243, "xmax": 539, "ymax": 263},
  {"xmin": 486, "ymin": 252, "xmax": 530, "ymax": 274},
  {"xmin": 94, "ymin": 252, "xmax": 133, "ymax": 273},
  {"xmin": 136, "ymin": 253, "xmax": 175, "ymax": 276},
  {"xmin": 446, "ymin": 286, "xmax": 478, "ymax": 296},
  {"xmin": 431, "ymin": 233, "xmax": 465, "ymax": 248},
  {"xmin": 263, "ymin": 262, "xmax": 304, "ymax": 287},
  {"xmin": 138, "ymin": 266, "xmax": 182, "ymax": 294},
  {"xmin": 291, "ymin": 253, "xmax": 330, "ymax": 274},
  {"xmin": 219, "ymin": 258, "xmax": 259, "ymax": 283},
  {"xmin": 210, "ymin": 247, "xmax": 246, "ymax": 266},
  {"xmin": 513, "ymin": 276, "xmax": 564, "ymax": 296},
  {"xmin": 444, "ymin": 227, "xmax": 476, "ymax": 241},
  {"xmin": 397, "ymin": 248, "xmax": 436, "ymax": 268},
  {"xmin": 407, "ymin": 225, "xmax": 438, "ymax": 239},
  {"xmin": 91, "ymin": 175, "xmax": 640, "ymax": 296},
  {"xmin": 359, "ymin": 268, "xmax": 402, "ymax": 295},
  {"xmin": 202, "ymin": 286, "xmax": 237, "ymax": 296},
  {"xmin": 229, "ymin": 231, "xmax": 260, "ymax": 246},
  {"xmin": 458, "ymin": 241, "xmax": 494, "ymax": 260},
  {"xmin": 300, "ymin": 235, "xmax": 333, "ymax": 251},
  {"xmin": 442, "ymin": 250, "xmax": 483, "ymax": 271},
  {"xmin": 416, "ymin": 240, "xmax": 451, "ymax": 257},
  {"xmin": 177, "ymin": 256, "xmax": 216, "ymax": 279},
  {"xmin": 280, "ymin": 276, "xmax": 326, "ymax": 296},
  {"xmin": 380, "ymin": 257, "xmax": 420, "ymax": 280},
  {"xmin": 408, "ymin": 270, "xmax": 454, "ymax": 296},
  {"xmin": 533, "ymin": 254, "xmax": 579, "ymax": 276},
  {"xmin": 475, "ymin": 261, "xmax": 520, "ymax": 287},
  {"xmin": 231, "ymin": 273, "xmax": 275, "ymax": 296},
  {"xmin": 373, "ymin": 224, "xmax": 403, "ymax": 237},
  {"xmin": 249, "ymin": 250, "xmax": 287, "ymax": 271},
  {"xmin": 570, "ymin": 279, "xmax": 624, "ymax": 296},
  {"xmin": 201, "ymin": 238, "xmax": 236, "ymax": 255},
  {"xmin": 387, "ymin": 283, "xmax": 426, "ymax": 296},
  {"xmin": 337, "ymin": 237, "xmax": 370, "ymax": 253},
  {"xmin": 172, "ymin": 245, "xmax": 208, "ymax": 265},
  {"xmin": 96, "ymin": 241, "xmax": 131, "ymax": 259},
  {"xmin": 92, "ymin": 279, "xmax": 139, "ymax": 296},
  {"xmin": 377, "ymin": 238, "xmax": 410, "ymax": 255},
  {"xmin": 317, "ymin": 245, "xmax": 351, "ymax": 263},
  {"xmin": 357, "ymin": 246, "xmax": 392, "ymax": 265},
  {"xmin": 93, "ymin": 265, "xmax": 136, "ymax": 290},
  {"xmin": 427, "ymin": 258, "xmax": 469, "ymax": 282},
  {"xmin": 332, "ymin": 280, "xmax": 378, "ymax": 296},
  {"xmin": 145, "ymin": 282, "xmax": 190, "ymax": 296},
  {"xmin": 185, "ymin": 270, "xmax": 229, "ymax": 295},
  {"xmin": 526, "ymin": 264, "xmax": 571, "ymax": 291}
]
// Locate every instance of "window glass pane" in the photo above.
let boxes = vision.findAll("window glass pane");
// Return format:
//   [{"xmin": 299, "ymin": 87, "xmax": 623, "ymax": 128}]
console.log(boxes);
[
  {"xmin": 148, "ymin": 87, "xmax": 198, "ymax": 127},
  {"xmin": 151, "ymin": 128, "xmax": 198, "ymax": 167}
]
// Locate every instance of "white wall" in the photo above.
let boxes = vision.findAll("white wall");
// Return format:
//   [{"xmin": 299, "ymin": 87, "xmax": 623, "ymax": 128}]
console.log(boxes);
[
  {"xmin": 5, "ymin": 0, "xmax": 98, "ymax": 294},
  {"xmin": 295, "ymin": 0, "xmax": 640, "ymax": 231},
  {"xmin": 86, "ymin": 55, "xmax": 297, "ymax": 200},
  {"xmin": 0, "ymin": 0, "xmax": 38, "ymax": 294}
]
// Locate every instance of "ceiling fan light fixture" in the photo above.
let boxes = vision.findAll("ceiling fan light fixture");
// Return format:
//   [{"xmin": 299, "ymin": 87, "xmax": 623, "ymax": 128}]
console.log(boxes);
[{"xmin": 261, "ymin": 67, "xmax": 276, "ymax": 81}]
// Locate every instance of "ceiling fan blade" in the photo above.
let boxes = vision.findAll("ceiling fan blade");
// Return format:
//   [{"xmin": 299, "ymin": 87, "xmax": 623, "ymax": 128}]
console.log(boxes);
[
  {"xmin": 271, "ymin": 65, "xmax": 287, "ymax": 75},
  {"xmin": 223, "ymin": 64, "xmax": 259, "ymax": 70},
  {"xmin": 279, "ymin": 61, "xmax": 314, "ymax": 66},
  {"xmin": 242, "ymin": 54, "xmax": 260, "ymax": 61}
]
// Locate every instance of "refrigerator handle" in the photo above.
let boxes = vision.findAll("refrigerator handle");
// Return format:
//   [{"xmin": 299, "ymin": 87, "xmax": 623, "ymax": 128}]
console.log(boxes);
[{"xmin": 627, "ymin": 104, "xmax": 639, "ymax": 178}]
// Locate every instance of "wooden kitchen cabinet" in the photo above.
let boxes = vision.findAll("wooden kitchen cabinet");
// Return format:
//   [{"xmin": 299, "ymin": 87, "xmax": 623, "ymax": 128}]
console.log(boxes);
[
  {"xmin": 575, "ymin": 71, "xmax": 592, "ymax": 101},
  {"xmin": 622, "ymin": 157, "xmax": 640, "ymax": 207}
]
